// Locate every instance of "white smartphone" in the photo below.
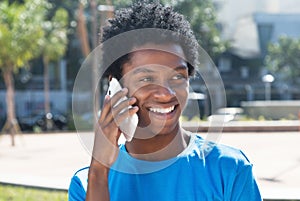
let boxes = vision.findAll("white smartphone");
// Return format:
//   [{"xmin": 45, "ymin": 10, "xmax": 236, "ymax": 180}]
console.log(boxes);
[{"xmin": 106, "ymin": 78, "xmax": 138, "ymax": 142}]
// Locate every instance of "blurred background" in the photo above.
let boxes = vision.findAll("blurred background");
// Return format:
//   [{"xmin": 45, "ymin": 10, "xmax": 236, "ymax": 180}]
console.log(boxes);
[
  {"xmin": 1, "ymin": 0, "xmax": 300, "ymax": 135},
  {"xmin": 1, "ymin": 0, "xmax": 300, "ymax": 200}
]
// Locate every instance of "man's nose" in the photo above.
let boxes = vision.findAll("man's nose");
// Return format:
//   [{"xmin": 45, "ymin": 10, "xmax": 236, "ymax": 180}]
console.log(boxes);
[{"xmin": 153, "ymin": 82, "xmax": 176, "ymax": 101}]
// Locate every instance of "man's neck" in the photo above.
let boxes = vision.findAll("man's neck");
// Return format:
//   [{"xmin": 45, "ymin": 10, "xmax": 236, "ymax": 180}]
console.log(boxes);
[{"xmin": 125, "ymin": 127, "xmax": 190, "ymax": 161}]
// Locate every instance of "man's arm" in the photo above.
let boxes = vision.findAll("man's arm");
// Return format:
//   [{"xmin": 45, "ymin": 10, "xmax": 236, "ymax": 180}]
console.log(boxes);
[
  {"xmin": 85, "ymin": 90, "xmax": 138, "ymax": 201},
  {"xmin": 86, "ymin": 160, "xmax": 110, "ymax": 201}
]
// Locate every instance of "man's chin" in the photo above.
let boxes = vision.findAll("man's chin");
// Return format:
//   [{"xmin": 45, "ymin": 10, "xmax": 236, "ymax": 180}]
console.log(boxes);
[{"xmin": 134, "ymin": 122, "xmax": 179, "ymax": 139}]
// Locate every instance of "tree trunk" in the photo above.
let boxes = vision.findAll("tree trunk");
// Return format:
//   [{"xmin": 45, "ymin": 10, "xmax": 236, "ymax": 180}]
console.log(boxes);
[
  {"xmin": 43, "ymin": 56, "xmax": 53, "ymax": 131},
  {"xmin": 2, "ymin": 68, "xmax": 21, "ymax": 146},
  {"xmin": 77, "ymin": 2, "xmax": 91, "ymax": 57},
  {"xmin": 90, "ymin": 0, "xmax": 100, "ymax": 129}
]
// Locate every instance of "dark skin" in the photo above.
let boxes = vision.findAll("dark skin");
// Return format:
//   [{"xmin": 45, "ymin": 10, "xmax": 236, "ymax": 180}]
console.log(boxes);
[{"xmin": 86, "ymin": 43, "xmax": 191, "ymax": 201}]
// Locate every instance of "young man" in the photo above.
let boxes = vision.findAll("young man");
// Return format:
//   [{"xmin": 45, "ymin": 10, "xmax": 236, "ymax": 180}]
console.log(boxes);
[{"xmin": 69, "ymin": 1, "xmax": 262, "ymax": 200}]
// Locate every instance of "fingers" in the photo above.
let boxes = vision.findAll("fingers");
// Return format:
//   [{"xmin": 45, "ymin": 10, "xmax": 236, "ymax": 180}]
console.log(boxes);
[
  {"xmin": 113, "ymin": 105, "xmax": 139, "ymax": 127},
  {"xmin": 99, "ymin": 88, "xmax": 138, "ymax": 127},
  {"xmin": 99, "ymin": 88, "xmax": 128, "ymax": 122},
  {"xmin": 106, "ymin": 97, "xmax": 138, "ymax": 127}
]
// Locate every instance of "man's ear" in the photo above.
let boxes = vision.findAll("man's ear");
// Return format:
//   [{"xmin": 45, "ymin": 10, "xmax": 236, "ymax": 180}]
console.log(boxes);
[{"xmin": 108, "ymin": 75, "xmax": 112, "ymax": 81}]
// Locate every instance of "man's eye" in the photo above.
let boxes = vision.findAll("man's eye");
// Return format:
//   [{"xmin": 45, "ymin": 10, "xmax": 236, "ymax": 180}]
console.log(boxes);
[
  {"xmin": 140, "ymin": 77, "xmax": 153, "ymax": 82},
  {"xmin": 172, "ymin": 74, "xmax": 186, "ymax": 80}
]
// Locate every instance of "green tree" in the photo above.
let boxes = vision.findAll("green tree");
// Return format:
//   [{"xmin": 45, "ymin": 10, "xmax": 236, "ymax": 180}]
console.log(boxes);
[
  {"xmin": 0, "ymin": 0, "xmax": 46, "ymax": 145},
  {"xmin": 40, "ymin": 8, "xmax": 68, "ymax": 130},
  {"xmin": 167, "ymin": 0, "xmax": 227, "ymax": 61},
  {"xmin": 265, "ymin": 36, "xmax": 300, "ymax": 84}
]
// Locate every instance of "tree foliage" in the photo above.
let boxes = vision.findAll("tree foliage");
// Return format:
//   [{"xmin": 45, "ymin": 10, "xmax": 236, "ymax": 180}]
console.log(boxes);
[
  {"xmin": 167, "ymin": 0, "xmax": 227, "ymax": 61},
  {"xmin": 0, "ymin": 0, "xmax": 46, "ymax": 71},
  {"xmin": 265, "ymin": 36, "xmax": 300, "ymax": 83},
  {"xmin": 41, "ymin": 8, "xmax": 68, "ymax": 62}
]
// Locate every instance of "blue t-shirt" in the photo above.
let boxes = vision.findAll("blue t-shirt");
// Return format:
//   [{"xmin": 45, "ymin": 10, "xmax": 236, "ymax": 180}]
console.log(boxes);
[{"xmin": 68, "ymin": 134, "xmax": 262, "ymax": 201}]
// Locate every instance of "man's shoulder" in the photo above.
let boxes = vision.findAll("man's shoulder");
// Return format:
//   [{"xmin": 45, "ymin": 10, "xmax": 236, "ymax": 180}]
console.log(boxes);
[
  {"xmin": 214, "ymin": 143, "xmax": 252, "ymax": 166},
  {"xmin": 70, "ymin": 166, "xmax": 90, "ymax": 192},
  {"xmin": 192, "ymin": 134, "xmax": 252, "ymax": 167}
]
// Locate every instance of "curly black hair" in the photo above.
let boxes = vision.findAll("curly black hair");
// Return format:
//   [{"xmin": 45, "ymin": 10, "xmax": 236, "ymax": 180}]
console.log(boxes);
[{"xmin": 101, "ymin": 1, "xmax": 198, "ymax": 80}]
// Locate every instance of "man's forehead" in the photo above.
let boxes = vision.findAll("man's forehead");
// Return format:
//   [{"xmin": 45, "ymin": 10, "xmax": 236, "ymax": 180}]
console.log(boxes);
[
  {"xmin": 121, "ymin": 43, "xmax": 188, "ymax": 76},
  {"xmin": 131, "ymin": 43, "xmax": 186, "ymax": 58},
  {"xmin": 131, "ymin": 67, "xmax": 155, "ymax": 74},
  {"xmin": 129, "ymin": 65, "xmax": 188, "ymax": 74}
]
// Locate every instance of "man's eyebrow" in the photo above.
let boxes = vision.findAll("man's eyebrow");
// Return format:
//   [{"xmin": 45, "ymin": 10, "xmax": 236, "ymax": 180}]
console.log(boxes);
[
  {"xmin": 174, "ymin": 65, "xmax": 188, "ymax": 71},
  {"xmin": 132, "ymin": 67, "xmax": 155, "ymax": 74}
]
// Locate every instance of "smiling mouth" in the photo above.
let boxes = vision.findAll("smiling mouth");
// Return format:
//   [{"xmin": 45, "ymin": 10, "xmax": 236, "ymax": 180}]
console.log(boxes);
[{"xmin": 149, "ymin": 105, "xmax": 176, "ymax": 114}]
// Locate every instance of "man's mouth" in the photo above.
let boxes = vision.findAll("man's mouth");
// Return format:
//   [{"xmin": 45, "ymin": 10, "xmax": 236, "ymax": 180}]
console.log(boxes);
[{"xmin": 149, "ymin": 105, "xmax": 176, "ymax": 114}]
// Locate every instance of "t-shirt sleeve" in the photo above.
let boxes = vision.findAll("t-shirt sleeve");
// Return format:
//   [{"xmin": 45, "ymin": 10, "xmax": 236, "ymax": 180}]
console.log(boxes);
[
  {"xmin": 230, "ymin": 152, "xmax": 262, "ymax": 201},
  {"xmin": 68, "ymin": 168, "xmax": 89, "ymax": 201},
  {"xmin": 68, "ymin": 176, "xmax": 86, "ymax": 201}
]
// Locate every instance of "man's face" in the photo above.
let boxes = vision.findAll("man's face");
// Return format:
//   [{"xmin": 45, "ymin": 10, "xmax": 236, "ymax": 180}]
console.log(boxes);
[{"xmin": 121, "ymin": 43, "xmax": 189, "ymax": 137}]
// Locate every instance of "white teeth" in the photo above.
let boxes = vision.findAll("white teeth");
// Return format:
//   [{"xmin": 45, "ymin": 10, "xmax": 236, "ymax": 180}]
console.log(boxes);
[{"xmin": 149, "ymin": 106, "xmax": 175, "ymax": 114}]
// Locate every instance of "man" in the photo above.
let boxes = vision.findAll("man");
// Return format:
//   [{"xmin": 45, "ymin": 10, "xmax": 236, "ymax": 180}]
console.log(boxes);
[{"xmin": 69, "ymin": 1, "xmax": 262, "ymax": 200}]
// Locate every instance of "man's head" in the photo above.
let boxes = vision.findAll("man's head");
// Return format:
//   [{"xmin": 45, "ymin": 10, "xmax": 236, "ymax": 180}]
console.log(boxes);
[
  {"xmin": 100, "ymin": 1, "xmax": 199, "ymax": 135},
  {"xmin": 101, "ymin": 1, "xmax": 198, "ymax": 80}
]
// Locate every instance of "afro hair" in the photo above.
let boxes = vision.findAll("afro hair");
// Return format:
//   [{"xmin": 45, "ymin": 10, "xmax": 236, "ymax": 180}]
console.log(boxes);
[{"xmin": 101, "ymin": 1, "xmax": 199, "ymax": 80}]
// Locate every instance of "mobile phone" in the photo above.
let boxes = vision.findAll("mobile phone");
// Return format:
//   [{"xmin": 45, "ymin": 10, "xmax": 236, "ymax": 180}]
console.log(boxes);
[{"xmin": 106, "ymin": 78, "xmax": 138, "ymax": 142}]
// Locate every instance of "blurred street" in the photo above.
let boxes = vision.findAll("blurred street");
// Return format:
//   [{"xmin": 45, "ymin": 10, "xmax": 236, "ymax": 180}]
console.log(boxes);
[{"xmin": 0, "ymin": 131, "xmax": 299, "ymax": 200}]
